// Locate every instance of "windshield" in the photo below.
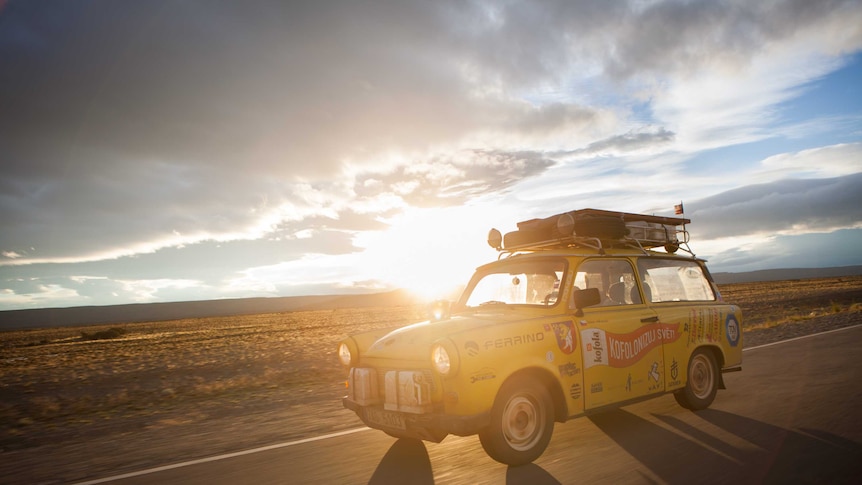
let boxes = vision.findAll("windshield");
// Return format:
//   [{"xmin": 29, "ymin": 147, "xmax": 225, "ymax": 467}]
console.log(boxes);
[{"xmin": 462, "ymin": 258, "xmax": 566, "ymax": 308}]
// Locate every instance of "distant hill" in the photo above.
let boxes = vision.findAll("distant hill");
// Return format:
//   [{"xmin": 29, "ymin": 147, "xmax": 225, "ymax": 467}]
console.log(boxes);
[
  {"xmin": 0, "ymin": 289, "xmax": 421, "ymax": 331},
  {"xmin": 711, "ymin": 265, "xmax": 862, "ymax": 284},
  {"xmin": 2, "ymin": 265, "xmax": 862, "ymax": 331}
]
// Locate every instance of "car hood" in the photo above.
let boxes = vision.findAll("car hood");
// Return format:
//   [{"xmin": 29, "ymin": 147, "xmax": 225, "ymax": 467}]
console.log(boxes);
[{"xmin": 362, "ymin": 310, "xmax": 532, "ymax": 362}]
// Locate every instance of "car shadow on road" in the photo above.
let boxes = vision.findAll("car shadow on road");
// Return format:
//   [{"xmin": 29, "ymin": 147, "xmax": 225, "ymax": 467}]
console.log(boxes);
[
  {"xmin": 368, "ymin": 437, "xmax": 562, "ymax": 485},
  {"xmin": 505, "ymin": 463, "xmax": 562, "ymax": 485},
  {"xmin": 368, "ymin": 438, "xmax": 434, "ymax": 485},
  {"xmin": 590, "ymin": 408, "xmax": 737, "ymax": 482},
  {"xmin": 687, "ymin": 408, "xmax": 862, "ymax": 483},
  {"xmin": 589, "ymin": 408, "xmax": 861, "ymax": 484}
]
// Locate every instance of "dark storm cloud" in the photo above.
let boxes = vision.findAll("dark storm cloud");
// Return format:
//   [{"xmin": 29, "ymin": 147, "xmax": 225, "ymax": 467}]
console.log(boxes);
[
  {"xmin": 437, "ymin": 0, "xmax": 862, "ymax": 86},
  {"xmin": 601, "ymin": 0, "xmax": 862, "ymax": 80},
  {"xmin": 685, "ymin": 173, "xmax": 862, "ymax": 239},
  {"xmin": 1, "ymin": 0, "xmax": 860, "ymax": 309},
  {"xmin": 0, "ymin": 0, "xmax": 578, "ymax": 263},
  {"xmin": 2, "ymin": 0, "xmax": 856, "ymax": 264},
  {"xmin": 706, "ymin": 229, "xmax": 862, "ymax": 271}
]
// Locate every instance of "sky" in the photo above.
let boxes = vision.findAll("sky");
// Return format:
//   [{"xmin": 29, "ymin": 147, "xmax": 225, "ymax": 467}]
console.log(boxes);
[{"xmin": 1, "ymin": 0, "xmax": 862, "ymax": 311}]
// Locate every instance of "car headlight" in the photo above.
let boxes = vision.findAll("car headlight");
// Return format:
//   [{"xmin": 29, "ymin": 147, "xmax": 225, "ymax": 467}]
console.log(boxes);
[
  {"xmin": 431, "ymin": 345, "xmax": 450, "ymax": 375},
  {"xmin": 431, "ymin": 339, "xmax": 460, "ymax": 377},
  {"xmin": 338, "ymin": 342, "xmax": 353, "ymax": 366}
]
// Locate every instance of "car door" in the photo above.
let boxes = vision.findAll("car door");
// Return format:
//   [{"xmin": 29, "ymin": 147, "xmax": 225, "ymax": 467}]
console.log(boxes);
[
  {"xmin": 636, "ymin": 257, "xmax": 721, "ymax": 392},
  {"xmin": 573, "ymin": 258, "xmax": 663, "ymax": 409}
]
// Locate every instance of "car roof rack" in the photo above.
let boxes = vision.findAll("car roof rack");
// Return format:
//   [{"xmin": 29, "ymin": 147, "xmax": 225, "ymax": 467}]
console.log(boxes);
[{"xmin": 487, "ymin": 208, "xmax": 695, "ymax": 257}]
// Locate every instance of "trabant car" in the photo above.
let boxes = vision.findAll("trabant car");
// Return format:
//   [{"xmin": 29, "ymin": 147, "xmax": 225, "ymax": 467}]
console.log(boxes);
[{"xmin": 338, "ymin": 209, "xmax": 743, "ymax": 465}]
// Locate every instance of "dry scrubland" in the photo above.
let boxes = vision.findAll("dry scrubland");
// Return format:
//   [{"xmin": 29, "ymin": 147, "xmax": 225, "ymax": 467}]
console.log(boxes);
[
  {"xmin": 1, "ymin": 276, "xmax": 861, "ymax": 483},
  {"xmin": 1, "ymin": 306, "xmax": 427, "ymax": 443}
]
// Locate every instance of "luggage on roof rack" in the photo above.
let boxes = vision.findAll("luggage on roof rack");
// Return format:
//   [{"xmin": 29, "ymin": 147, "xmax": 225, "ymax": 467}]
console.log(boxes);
[{"xmin": 487, "ymin": 208, "xmax": 691, "ymax": 254}]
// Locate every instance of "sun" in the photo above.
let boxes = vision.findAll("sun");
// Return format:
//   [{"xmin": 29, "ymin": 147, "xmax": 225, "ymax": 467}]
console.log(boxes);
[{"xmin": 358, "ymin": 206, "xmax": 498, "ymax": 302}]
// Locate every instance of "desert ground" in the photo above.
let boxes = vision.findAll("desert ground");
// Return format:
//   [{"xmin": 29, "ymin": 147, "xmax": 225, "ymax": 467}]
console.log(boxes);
[{"xmin": 1, "ymin": 276, "xmax": 861, "ymax": 483}]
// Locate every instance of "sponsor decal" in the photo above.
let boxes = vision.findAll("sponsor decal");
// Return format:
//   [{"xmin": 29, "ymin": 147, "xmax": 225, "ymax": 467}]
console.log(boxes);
[
  {"xmin": 464, "ymin": 341, "xmax": 479, "ymax": 357},
  {"xmin": 686, "ymin": 308, "xmax": 723, "ymax": 345},
  {"xmin": 558, "ymin": 362, "xmax": 581, "ymax": 377},
  {"xmin": 584, "ymin": 329, "xmax": 607, "ymax": 367},
  {"xmin": 726, "ymin": 314, "xmax": 740, "ymax": 347},
  {"xmin": 581, "ymin": 323, "xmax": 681, "ymax": 369},
  {"xmin": 648, "ymin": 362, "xmax": 660, "ymax": 383},
  {"xmin": 590, "ymin": 382, "xmax": 603, "ymax": 393},
  {"xmin": 470, "ymin": 368, "xmax": 496, "ymax": 384},
  {"xmin": 669, "ymin": 358, "xmax": 681, "ymax": 387},
  {"xmin": 483, "ymin": 332, "xmax": 544, "ymax": 350},
  {"xmin": 569, "ymin": 383, "xmax": 582, "ymax": 400},
  {"xmin": 551, "ymin": 321, "xmax": 576, "ymax": 354},
  {"xmin": 712, "ymin": 310, "xmax": 721, "ymax": 343},
  {"xmin": 646, "ymin": 361, "xmax": 663, "ymax": 392}
]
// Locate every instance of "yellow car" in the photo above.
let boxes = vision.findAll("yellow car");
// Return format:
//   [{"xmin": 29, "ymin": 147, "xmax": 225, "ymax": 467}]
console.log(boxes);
[{"xmin": 338, "ymin": 209, "xmax": 743, "ymax": 466}]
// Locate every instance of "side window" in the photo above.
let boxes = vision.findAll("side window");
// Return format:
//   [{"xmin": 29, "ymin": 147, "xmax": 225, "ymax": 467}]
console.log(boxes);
[
  {"xmin": 573, "ymin": 259, "xmax": 642, "ymax": 306},
  {"xmin": 637, "ymin": 259, "xmax": 715, "ymax": 302}
]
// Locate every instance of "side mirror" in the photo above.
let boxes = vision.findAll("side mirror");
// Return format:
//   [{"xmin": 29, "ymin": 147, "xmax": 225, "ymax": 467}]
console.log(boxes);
[
  {"xmin": 429, "ymin": 300, "xmax": 451, "ymax": 321},
  {"xmin": 571, "ymin": 288, "xmax": 601, "ymax": 317}
]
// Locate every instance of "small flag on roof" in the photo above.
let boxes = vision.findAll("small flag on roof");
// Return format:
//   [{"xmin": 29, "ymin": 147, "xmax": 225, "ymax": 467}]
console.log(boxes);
[{"xmin": 674, "ymin": 202, "xmax": 684, "ymax": 215}]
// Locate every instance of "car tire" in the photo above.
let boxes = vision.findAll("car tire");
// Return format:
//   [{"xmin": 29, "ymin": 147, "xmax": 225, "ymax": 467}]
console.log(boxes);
[
  {"xmin": 478, "ymin": 376, "xmax": 555, "ymax": 466},
  {"xmin": 674, "ymin": 348, "xmax": 718, "ymax": 410}
]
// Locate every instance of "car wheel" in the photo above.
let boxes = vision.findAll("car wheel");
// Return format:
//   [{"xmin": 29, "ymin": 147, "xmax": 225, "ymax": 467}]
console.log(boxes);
[
  {"xmin": 674, "ymin": 348, "xmax": 718, "ymax": 410},
  {"xmin": 478, "ymin": 377, "xmax": 554, "ymax": 466}
]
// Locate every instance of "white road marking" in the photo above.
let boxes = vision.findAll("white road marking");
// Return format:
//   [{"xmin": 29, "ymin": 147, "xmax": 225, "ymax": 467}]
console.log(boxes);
[
  {"xmin": 72, "ymin": 427, "xmax": 370, "ymax": 485},
  {"xmin": 742, "ymin": 323, "xmax": 861, "ymax": 352},
  {"xmin": 75, "ymin": 322, "xmax": 861, "ymax": 484}
]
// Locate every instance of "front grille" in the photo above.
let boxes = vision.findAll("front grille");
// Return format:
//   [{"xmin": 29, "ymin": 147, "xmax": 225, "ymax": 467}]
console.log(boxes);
[
  {"xmin": 349, "ymin": 367, "xmax": 436, "ymax": 414},
  {"xmin": 376, "ymin": 368, "xmax": 436, "ymax": 396},
  {"xmin": 383, "ymin": 369, "xmax": 434, "ymax": 413}
]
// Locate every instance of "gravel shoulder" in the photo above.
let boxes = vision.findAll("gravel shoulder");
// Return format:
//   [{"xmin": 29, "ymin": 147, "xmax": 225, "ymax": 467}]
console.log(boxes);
[{"xmin": 742, "ymin": 311, "xmax": 861, "ymax": 348}]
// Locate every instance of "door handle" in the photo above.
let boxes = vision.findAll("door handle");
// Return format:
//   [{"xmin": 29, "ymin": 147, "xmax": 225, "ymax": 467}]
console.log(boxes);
[{"xmin": 640, "ymin": 316, "xmax": 659, "ymax": 323}]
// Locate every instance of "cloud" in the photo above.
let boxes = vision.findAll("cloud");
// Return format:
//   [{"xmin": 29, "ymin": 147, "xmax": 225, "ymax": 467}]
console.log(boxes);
[
  {"xmin": 1, "ymin": 1, "xmax": 861, "ymax": 309},
  {"xmin": 685, "ymin": 172, "xmax": 862, "ymax": 240},
  {"xmin": 704, "ymin": 228, "xmax": 862, "ymax": 272},
  {"xmin": 354, "ymin": 150, "xmax": 556, "ymax": 207},
  {"xmin": 0, "ymin": 0, "xmax": 589, "ymax": 266},
  {"xmin": 756, "ymin": 142, "xmax": 862, "ymax": 180},
  {"xmin": 556, "ymin": 127, "xmax": 676, "ymax": 158}
]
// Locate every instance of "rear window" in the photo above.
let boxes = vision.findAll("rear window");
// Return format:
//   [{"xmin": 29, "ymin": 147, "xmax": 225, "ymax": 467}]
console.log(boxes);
[{"xmin": 637, "ymin": 259, "xmax": 715, "ymax": 302}]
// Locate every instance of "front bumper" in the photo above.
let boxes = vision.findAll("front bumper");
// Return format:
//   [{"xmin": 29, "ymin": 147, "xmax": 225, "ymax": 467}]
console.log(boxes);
[{"xmin": 343, "ymin": 397, "xmax": 489, "ymax": 442}]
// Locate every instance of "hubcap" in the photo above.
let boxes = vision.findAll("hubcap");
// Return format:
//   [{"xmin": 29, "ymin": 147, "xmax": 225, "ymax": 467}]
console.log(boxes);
[
  {"xmin": 690, "ymin": 354, "xmax": 714, "ymax": 399},
  {"xmin": 502, "ymin": 394, "xmax": 543, "ymax": 451}
]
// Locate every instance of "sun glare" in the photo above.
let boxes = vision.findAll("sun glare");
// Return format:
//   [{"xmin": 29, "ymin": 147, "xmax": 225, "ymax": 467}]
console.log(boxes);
[{"xmin": 358, "ymin": 206, "xmax": 499, "ymax": 302}]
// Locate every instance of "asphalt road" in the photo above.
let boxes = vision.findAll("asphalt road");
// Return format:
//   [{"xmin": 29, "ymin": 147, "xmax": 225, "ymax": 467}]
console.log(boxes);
[{"xmin": 94, "ymin": 326, "xmax": 862, "ymax": 484}]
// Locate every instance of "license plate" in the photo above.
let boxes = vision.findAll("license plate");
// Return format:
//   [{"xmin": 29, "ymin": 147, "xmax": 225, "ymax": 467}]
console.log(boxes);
[{"xmin": 364, "ymin": 407, "xmax": 406, "ymax": 430}]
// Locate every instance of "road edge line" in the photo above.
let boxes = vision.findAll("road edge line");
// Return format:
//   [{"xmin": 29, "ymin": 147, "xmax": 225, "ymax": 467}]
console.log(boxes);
[
  {"xmin": 72, "ymin": 426, "xmax": 370, "ymax": 485},
  {"xmin": 743, "ymin": 323, "xmax": 861, "ymax": 352}
]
